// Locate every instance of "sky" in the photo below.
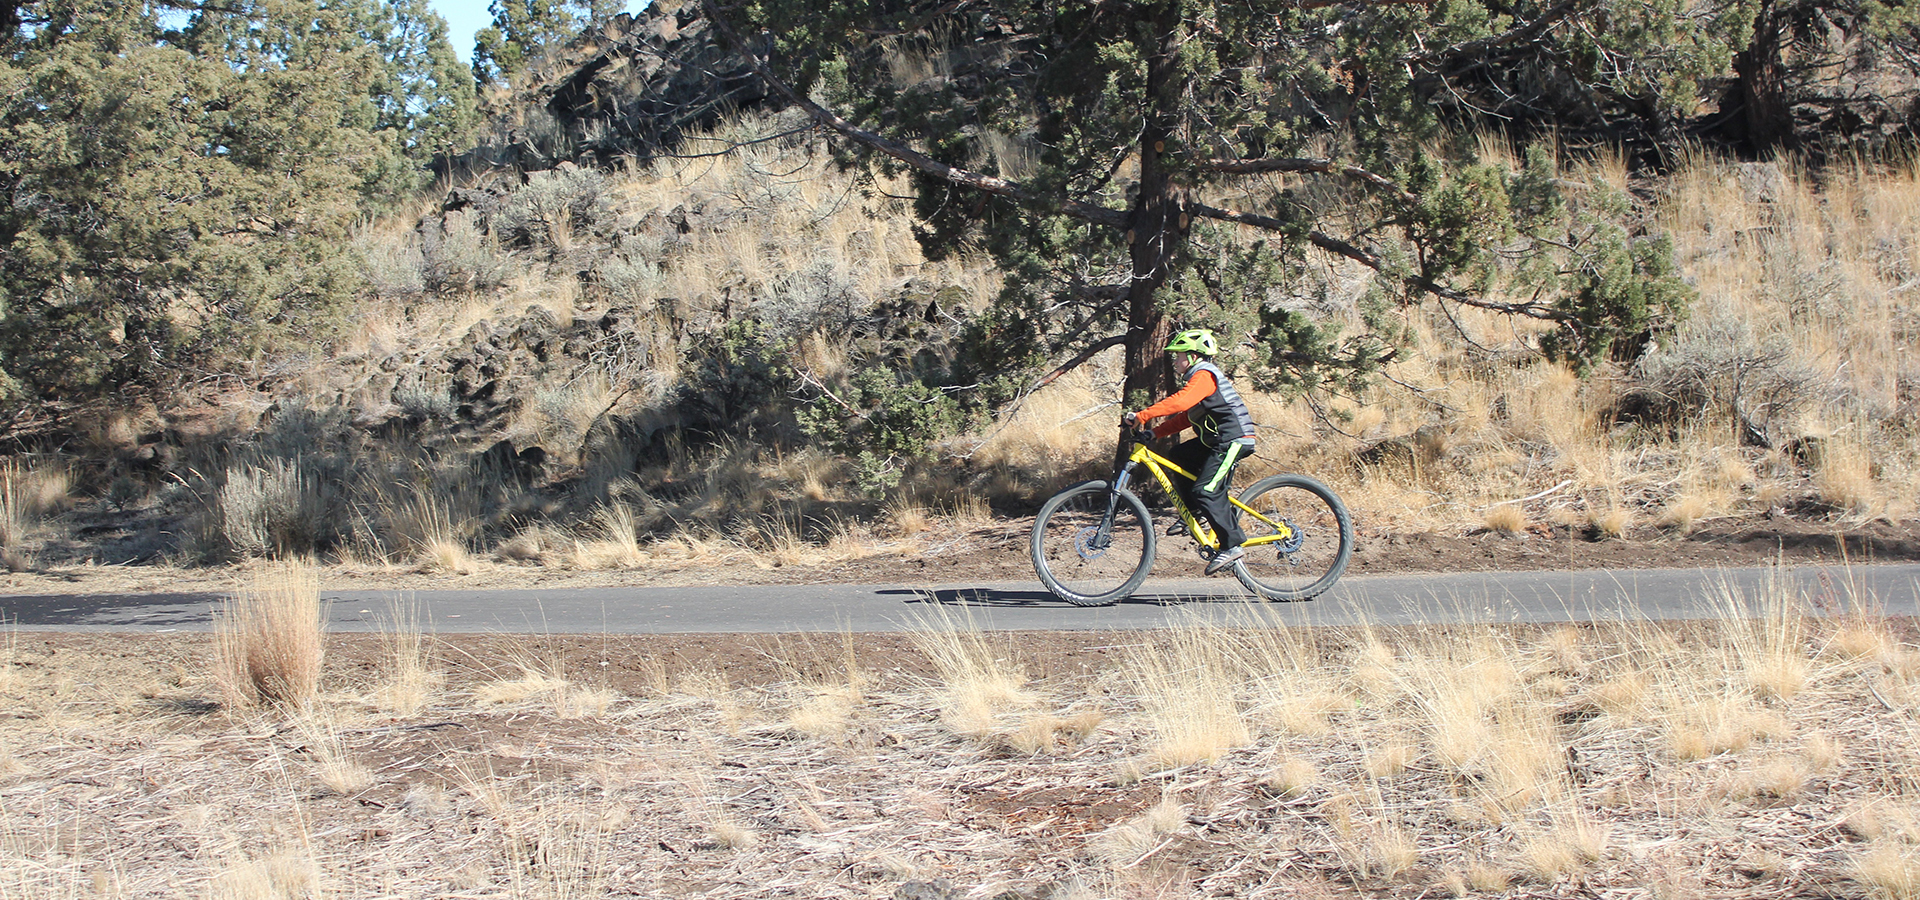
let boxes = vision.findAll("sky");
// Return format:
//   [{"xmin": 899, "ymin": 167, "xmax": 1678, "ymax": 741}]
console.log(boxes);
[{"xmin": 429, "ymin": 0, "xmax": 652, "ymax": 63}]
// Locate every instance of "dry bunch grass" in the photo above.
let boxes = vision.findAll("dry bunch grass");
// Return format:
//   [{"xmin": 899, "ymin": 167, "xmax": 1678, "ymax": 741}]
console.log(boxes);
[
  {"xmin": 962, "ymin": 152, "xmax": 1920, "ymax": 543},
  {"xmin": 214, "ymin": 562, "xmax": 325, "ymax": 709},
  {"xmin": 374, "ymin": 598, "xmax": 442, "ymax": 716},
  {"xmin": 9, "ymin": 566, "xmax": 1920, "ymax": 898}
]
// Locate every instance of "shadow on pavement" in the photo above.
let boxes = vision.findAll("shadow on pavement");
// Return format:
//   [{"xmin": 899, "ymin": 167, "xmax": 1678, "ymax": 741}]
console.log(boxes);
[
  {"xmin": 0, "ymin": 592, "xmax": 225, "ymax": 628},
  {"xmin": 880, "ymin": 587, "xmax": 1246, "ymax": 607}
]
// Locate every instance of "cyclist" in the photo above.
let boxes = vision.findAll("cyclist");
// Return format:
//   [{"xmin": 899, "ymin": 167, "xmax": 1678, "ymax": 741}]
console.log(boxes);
[{"xmin": 1122, "ymin": 328, "xmax": 1257, "ymax": 575}]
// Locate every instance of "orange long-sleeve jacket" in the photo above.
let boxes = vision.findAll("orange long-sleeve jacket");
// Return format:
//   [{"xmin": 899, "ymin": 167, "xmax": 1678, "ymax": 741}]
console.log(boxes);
[{"xmin": 1134, "ymin": 368, "xmax": 1217, "ymax": 439}]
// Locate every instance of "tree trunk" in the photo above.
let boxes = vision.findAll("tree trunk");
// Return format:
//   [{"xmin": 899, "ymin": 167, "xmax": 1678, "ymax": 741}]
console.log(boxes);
[
  {"xmin": 1119, "ymin": 1, "xmax": 1189, "ymax": 411},
  {"xmin": 1728, "ymin": 0, "xmax": 1797, "ymax": 154},
  {"xmin": 1121, "ymin": 168, "xmax": 1181, "ymax": 408}
]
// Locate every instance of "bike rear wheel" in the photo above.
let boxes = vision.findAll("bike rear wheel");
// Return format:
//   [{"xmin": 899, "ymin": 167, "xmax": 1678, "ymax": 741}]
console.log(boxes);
[
  {"xmin": 1232, "ymin": 474, "xmax": 1352, "ymax": 601},
  {"xmin": 1031, "ymin": 481, "xmax": 1156, "ymax": 606}
]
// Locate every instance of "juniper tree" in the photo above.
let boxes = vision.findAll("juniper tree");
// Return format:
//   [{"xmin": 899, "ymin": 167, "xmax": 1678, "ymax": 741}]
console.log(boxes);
[
  {"xmin": 696, "ymin": 0, "xmax": 1698, "ymax": 416},
  {"xmin": 473, "ymin": 0, "xmax": 625, "ymax": 86},
  {"xmin": 0, "ymin": 0, "xmax": 475, "ymax": 415}
]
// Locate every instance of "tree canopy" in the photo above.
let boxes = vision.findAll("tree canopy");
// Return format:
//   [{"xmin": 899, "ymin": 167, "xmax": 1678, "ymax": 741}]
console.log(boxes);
[
  {"xmin": 472, "ymin": 0, "xmax": 624, "ymax": 86},
  {"xmin": 692, "ymin": 0, "xmax": 1717, "ymax": 416},
  {"xmin": 0, "ymin": 0, "xmax": 476, "ymax": 414}
]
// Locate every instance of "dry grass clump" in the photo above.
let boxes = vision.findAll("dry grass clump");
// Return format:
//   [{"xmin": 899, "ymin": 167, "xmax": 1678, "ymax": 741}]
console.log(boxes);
[
  {"xmin": 292, "ymin": 711, "xmax": 374, "ymax": 796},
  {"xmin": 495, "ymin": 524, "xmax": 561, "ymax": 564},
  {"xmin": 374, "ymin": 600, "xmax": 441, "ymax": 715},
  {"xmin": 1128, "ymin": 621, "xmax": 1251, "ymax": 767},
  {"xmin": 1362, "ymin": 739, "xmax": 1419, "ymax": 779},
  {"xmin": 1235, "ymin": 619, "xmax": 1347, "ymax": 736},
  {"xmin": 909, "ymin": 607, "xmax": 1040, "ymax": 740},
  {"xmin": 1481, "ymin": 502, "xmax": 1526, "ymax": 534},
  {"xmin": 1725, "ymin": 593, "xmax": 1812, "ymax": 701},
  {"xmin": 469, "ymin": 642, "xmax": 619, "ymax": 719},
  {"xmin": 1263, "ymin": 756, "xmax": 1320, "ymax": 797},
  {"xmin": 884, "ymin": 498, "xmax": 932, "ymax": 537},
  {"xmin": 476, "ymin": 791, "xmax": 622, "ymax": 899},
  {"xmin": 1090, "ymin": 794, "xmax": 1188, "ymax": 866},
  {"xmin": 1815, "ymin": 437, "xmax": 1884, "ymax": 517},
  {"xmin": 208, "ymin": 848, "xmax": 326, "ymax": 900},
  {"xmin": 475, "ymin": 661, "xmax": 616, "ymax": 719},
  {"xmin": 784, "ymin": 650, "xmax": 869, "ymax": 740},
  {"xmin": 1588, "ymin": 504, "xmax": 1633, "ymax": 540},
  {"xmin": 0, "ymin": 739, "xmax": 28, "ymax": 778},
  {"xmin": 0, "ymin": 460, "xmax": 68, "ymax": 570},
  {"xmin": 709, "ymin": 819, "xmax": 760, "ymax": 850},
  {"xmin": 384, "ymin": 487, "xmax": 479, "ymax": 573},
  {"xmin": 420, "ymin": 538, "xmax": 476, "ymax": 574},
  {"xmin": 1662, "ymin": 685, "xmax": 1789, "ymax": 760},
  {"xmin": 215, "ymin": 562, "xmax": 325, "ymax": 709},
  {"xmin": 1854, "ymin": 840, "xmax": 1920, "ymax": 900},
  {"xmin": 1827, "ymin": 612, "xmax": 1899, "ymax": 662},
  {"xmin": 1656, "ymin": 489, "xmax": 1713, "ymax": 533},
  {"xmin": 567, "ymin": 502, "xmax": 649, "ymax": 569},
  {"xmin": 1515, "ymin": 810, "xmax": 1609, "ymax": 881},
  {"xmin": 1721, "ymin": 754, "xmax": 1812, "ymax": 801}
]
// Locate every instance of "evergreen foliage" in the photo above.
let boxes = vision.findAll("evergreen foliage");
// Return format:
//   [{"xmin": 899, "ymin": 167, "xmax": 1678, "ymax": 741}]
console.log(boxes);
[
  {"xmin": 0, "ymin": 0, "xmax": 475, "ymax": 411},
  {"xmin": 471, "ymin": 0, "xmax": 623, "ymax": 86},
  {"xmin": 697, "ymin": 0, "xmax": 1703, "ymax": 440}
]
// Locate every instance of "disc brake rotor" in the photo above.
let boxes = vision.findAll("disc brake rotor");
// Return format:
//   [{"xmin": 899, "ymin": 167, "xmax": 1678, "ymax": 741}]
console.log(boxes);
[
  {"xmin": 1074, "ymin": 526, "xmax": 1110, "ymax": 560},
  {"xmin": 1276, "ymin": 520, "xmax": 1305, "ymax": 554}
]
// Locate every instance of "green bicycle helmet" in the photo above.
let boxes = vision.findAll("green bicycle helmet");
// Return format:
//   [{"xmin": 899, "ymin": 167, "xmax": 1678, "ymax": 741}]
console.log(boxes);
[{"xmin": 1165, "ymin": 328, "xmax": 1220, "ymax": 356}]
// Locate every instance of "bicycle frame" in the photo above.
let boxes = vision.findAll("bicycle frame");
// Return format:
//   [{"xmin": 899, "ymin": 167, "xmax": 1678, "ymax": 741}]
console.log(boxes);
[{"xmin": 1110, "ymin": 438, "xmax": 1295, "ymax": 552}]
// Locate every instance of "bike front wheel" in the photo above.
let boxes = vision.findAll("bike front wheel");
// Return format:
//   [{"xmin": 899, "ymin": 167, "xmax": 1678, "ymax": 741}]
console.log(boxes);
[
  {"xmin": 1030, "ymin": 481, "xmax": 1156, "ymax": 606},
  {"xmin": 1232, "ymin": 474, "xmax": 1353, "ymax": 601}
]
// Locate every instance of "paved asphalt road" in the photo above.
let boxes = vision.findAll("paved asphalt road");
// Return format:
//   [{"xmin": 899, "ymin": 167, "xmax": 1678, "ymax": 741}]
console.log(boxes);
[{"xmin": 2, "ymin": 563, "xmax": 1915, "ymax": 633}]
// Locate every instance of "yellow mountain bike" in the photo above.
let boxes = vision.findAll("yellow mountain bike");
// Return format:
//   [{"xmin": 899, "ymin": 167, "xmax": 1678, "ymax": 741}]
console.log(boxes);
[{"xmin": 1030, "ymin": 428, "xmax": 1353, "ymax": 605}]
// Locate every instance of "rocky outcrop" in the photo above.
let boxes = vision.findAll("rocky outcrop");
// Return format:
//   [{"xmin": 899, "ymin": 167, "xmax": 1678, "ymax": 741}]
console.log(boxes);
[{"xmin": 464, "ymin": 0, "xmax": 784, "ymax": 171}]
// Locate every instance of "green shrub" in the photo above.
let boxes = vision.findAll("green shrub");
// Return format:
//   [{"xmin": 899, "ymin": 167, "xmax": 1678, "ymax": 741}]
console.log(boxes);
[
  {"xmin": 674, "ymin": 319, "xmax": 795, "ymax": 440},
  {"xmin": 422, "ymin": 213, "xmax": 509, "ymax": 292}
]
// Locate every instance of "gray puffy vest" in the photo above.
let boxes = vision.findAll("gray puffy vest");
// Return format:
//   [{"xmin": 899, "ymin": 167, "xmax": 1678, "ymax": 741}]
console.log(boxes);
[{"xmin": 1187, "ymin": 360, "xmax": 1256, "ymax": 449}]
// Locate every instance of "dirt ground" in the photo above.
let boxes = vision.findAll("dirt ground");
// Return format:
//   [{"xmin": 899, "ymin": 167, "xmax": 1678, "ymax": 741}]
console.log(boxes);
[
  {"xmin": 6, "ymin": 516, "xmax": 1920, "ymax": 898},
  {"xmin": 7, "ymin": 613, "xmax": 1920, "ymax": 898}
]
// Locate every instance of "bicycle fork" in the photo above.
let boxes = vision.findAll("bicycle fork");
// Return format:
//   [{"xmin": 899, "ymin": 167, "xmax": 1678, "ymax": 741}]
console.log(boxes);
[{"xmin": 1090, "ymin": 464, "xmax": 1135, "ymax": 550}]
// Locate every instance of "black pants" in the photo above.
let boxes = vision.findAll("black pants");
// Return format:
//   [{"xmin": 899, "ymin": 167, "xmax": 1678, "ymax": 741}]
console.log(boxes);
[{"xmin": 1164, "ymin": 438, "xmax": 1252, "ymax": 548}]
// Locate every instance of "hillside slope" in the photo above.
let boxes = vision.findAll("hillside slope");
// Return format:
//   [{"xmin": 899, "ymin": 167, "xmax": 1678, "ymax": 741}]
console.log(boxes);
[{"xmin": 5, "ymin": 4, "xmax": 1920, "ymax": 589}]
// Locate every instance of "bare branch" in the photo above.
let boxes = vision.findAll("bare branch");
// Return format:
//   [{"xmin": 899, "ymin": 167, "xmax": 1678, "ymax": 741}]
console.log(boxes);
[
  {"xmin": 651, "ymin": 123, "xmax": 822, "ymax": 160},
  {"xmin": 953, "ymin": 332, "xmax": 1127, "ymax": 459},
  {"xmin": 698, "ymin": 0, "xmax": 1130, "ymax": 228},
  {"xmin": 1049, "ymin": 284, "xmax": 1128, "ymax": 349},
  {"xmin": 1190, "ymin": 202, "xmax": 1568, "ymax": 320},
  {"xmin": 1193, "ymin": 156, "xmax": 1417, "ymax": 204},
  {"xmin": 794, "ymin": 368, "xmax": 867, "ymax": 419},
  {"xmin": 1029, "ymin": 334, "xmax": 1127, "ymax": 393}
]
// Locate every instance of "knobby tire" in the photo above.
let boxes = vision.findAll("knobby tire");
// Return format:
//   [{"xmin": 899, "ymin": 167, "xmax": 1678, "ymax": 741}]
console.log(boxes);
[
  {"xmin": 1231, "ymin": 474, "xmax": 1353, "ymax": 601},
  {"xmin": 1030, "ymin": 481, "xmax": 1156, "ymax": 606}
]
